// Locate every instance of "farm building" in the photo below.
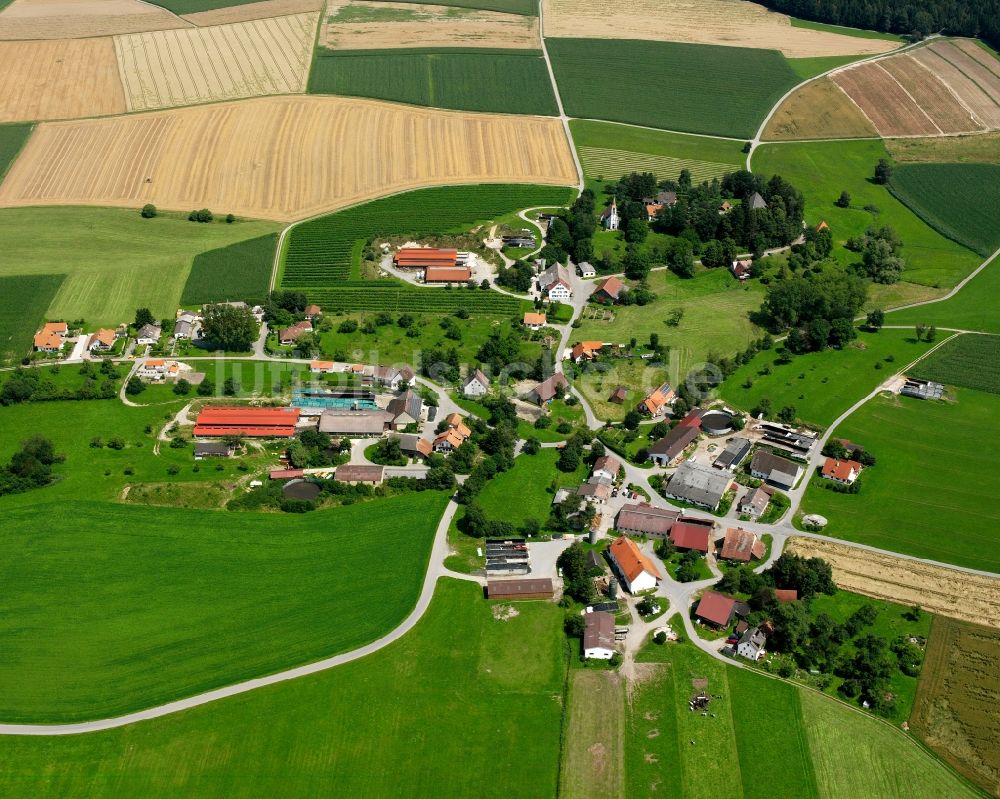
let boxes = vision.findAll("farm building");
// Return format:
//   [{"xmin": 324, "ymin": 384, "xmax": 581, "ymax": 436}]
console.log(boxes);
[
  {"xmin": 194, "ymin": 441, "xmax": 236, "ymax": 459},
  {"xmin": 524, "ymin": 373, "xmax": 568, "ymax": 405},
  {"xmin": 592, "ymin": 275, "xmax": 625, "ymax": 304},
  {"xmin": 318, "ymin": 409, "xmax": 393, "ymax": 436},
  {"xmin": 662, "ymin": 462, "xmax": 731, "ymax": 511},
  {"xmin": 713, "ymin": 437, "xmax": 752, "ymax": 470},
  {"xmin": 392, "ymin": 433, "xmax": 432, "ymax": 459},
  {"xmin": 695, "ymin": 591, "xmax": 738, "ymax": 629},
  {"xmin": 583, "ymin": 611, "xmax": 616, "ymax": 659},
  {"xmin": 135, "ymin": 323, "xmax": 161, "ymax": 345},
  {"xmin": 670, "ymin": 519, "xmax": 713, "ymax": 553},
  {"xmin": 737, "ymin": 627, "xmax": 766, "ymax": 661},
  {"xmin": 615, "ymin": 503, "xmax": 679, "ymax": 539},
  {"xmin": 756, "ymin": 423, "xmax": 817, "ymax": 456},
  {"xmin": 424, "ymin": 266, "xmax": 472, "ymax": 283},
  {"xmin": 433, "ymin": 430, "xmax": 465, "ymax": 453},
  {"xmin": 33, "ymin": 321, "xmax": 68, "ymax": 352},
  {"xmin": 600, "ymin": 198, "xmax": 620, "ymax": 230},
  {"xmin": 194, "ymin": 407, "xmax": 301, "ymax": 438},
  {"xmin": 592, "ymin": 455, "xmax": 621, "ymax": 482},
  {"xmin": 279, "ymin": 320, "xmax": 312, "ymax": 345},
  {"xmin": 737, "ymin": 485, "xmax": 772, "ymax": 519},
  {"xmin": 523, "ymin": 312, "xmax": 547, "ymax": 330},
  {"xmin": 731, "ymin": 259, "xmax": 753, "ymax": 281},
  {"xmin": 578, "ymin": 262, "xmax": 596, "ymax": 278},
  {"xmin": 750, "ymin": 449, "xmax": 802, "ymax": 490},
  {"xmin": 386, "ymin": 389, "xmax": 423, "ymax": 428},
  {"xmin": 335, "ymin": 464, "xmax": 385, "ymax": 485},
  {"xmin": 393, "ymin": 247, "xmax": 457, "ymax": 269},
  {"xmin": 640, "ymin": 382, "xmax": 675, "ymax": 416},
  {"xmin": 718, "ymin": 527, "xmax": 765, "ymax": 563},
  {"xmin": 607, "ymin": 535, "xmax": 661, "ymax": 593},
  {"xmin": 269, "ymin": 468, "xmax": 305, "ymax": 480},
  {"xmin": 485, "ymin": 538, "xmax": 530, "ymax": 576},
  {"xmin": 821, "ymin": 457, "xmax": 863, "ymax": 485},
  {"xmin": 608, "ymin": 385, "xmax": 628, "ymax": 404},
  {"xmin": 648, "ymin": 425, "xmax": 699, "ymax": 466},
  {"xmin": 462, "ymin": 368, "xmax": 490, "ymax": 397},
  {"xmin": 486, "ymin": 579, "xmax": 553, "ymax": 600},
  {"xmin": 503, "ymin": 235, "xmax": 535, "ymax": 249},
  {"xmin": 137, "ymin": 359, "xmax": 168, "ymax": 380},
  {"xmin": 577, "ymin": 479, "xmax": 611, "ymax": 505},
  {"xmin": 538, "ymin": 264, "xmax": 572, "ymax": 301},
  {"xmin": 372, "ymin": 365, "xmax": 415, "ymax": 390},
  {"xmin": 570, "ymin": 341, "xmax": 603, "ymax": 362},
  {"xmin": 900, "ymin": 377, "xmax": 944, "ymax": 400},
  {"xmin": 748, "ymin": 192, "xmax": 767, "ymax": 210}
]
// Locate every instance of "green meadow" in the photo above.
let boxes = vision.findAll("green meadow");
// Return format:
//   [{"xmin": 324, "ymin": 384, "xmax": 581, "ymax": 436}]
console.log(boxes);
[
  {"xmin": 181, "ymin": 233, "xmax": 278, "ymax": 306},
  {"xmin": 0, "ymin": 274, "xmax": 64, "ymax": 365},
  {"xmin": 889, "ymin": 257, "xmax": 1000, "ymax": 333},
  {"xmin": 910, "ymin": 333, "xmax": 1000, "ymax": 394}
]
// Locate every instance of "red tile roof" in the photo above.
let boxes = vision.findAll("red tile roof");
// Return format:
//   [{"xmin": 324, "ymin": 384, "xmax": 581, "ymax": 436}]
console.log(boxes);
[
  {"xmin": 821, "ymin": 457, "xmax": 863, "ymax": 481},
  {"xmin": 270, "ymin": 468, "xmax": 304, "ymax": 479},
  {"xmin": 609, "ymin": 535, "xmax": 662, "ymax": 583},
  {"xmin": 424, "ymin": 266, "xmax": 471, "ymax": 282},
  {"xmin": 719, "ymin": 527, "xmax": 765, "ymax": 562},
  {"xmin": 394, "ymin": 248, "xmax": 457, "ymax": 267},
  {"xmin": 594, "ymin": 276, "xmax": 624, "ymax": 300},
  {"xmin": 669, "ymin": 521, "xmax": 711, "ymax": 552},
  {"xmin": 775, "ymin": 589, "xmax": 798, "ymax": 603},
  {"xmin": 194, "ymin": 406, "xmax": 301, "ymax": 438},
  {"xmin": 695, "ymin": 591, "xmax": 737, "ymax": 627}
]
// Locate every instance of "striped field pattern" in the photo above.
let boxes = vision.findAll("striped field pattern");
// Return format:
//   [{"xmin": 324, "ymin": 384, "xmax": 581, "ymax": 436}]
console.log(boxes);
[
  {"xmin": 579, "ymin": 146, "xmax": 734, "ymax": 183},
  {"xmin": 114, "ymin": 13, "xmax": 317, "ymax": 112}
]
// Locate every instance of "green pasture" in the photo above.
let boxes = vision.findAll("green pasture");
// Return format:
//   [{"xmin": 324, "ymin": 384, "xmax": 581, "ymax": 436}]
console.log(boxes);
[
  {"xmin": 134, "ymin": 359, "xmax": 307, "ymax": 404},
  {"xmin": 785, "ymin": 54, "xmax": 869, "ymax": 79},
  {"xmin": 476, "ymin": 447, "xmax": 586, "ymax": 528},
  {"xmin": 574, "ymin": 359, "xmax": 671, "ymax": 423},
  {"xmin": 0, "ymin": 207, "xmax": 279, "ymax": 327},
  {"xmin": 889, "ymin": 257, "xmax": 1000, "ymax": 333},
  {"xmin": 789, "ymin": 17, "xmax": 904, "ymax": 40},
  {"xmin": 800, "ymin": 388, "xmax": 1000, "ymax": 572},
  {"xmin": 0, "ymin": 579, "xmax": 564, "ymax": 796},
  {"xmin": 145, "ymin": 0, "xmax": 272, "ymax": 13},
  {"xmin": 910, "ymin": 333, "xmax": 1000, "ymax": 394},
  {"xmin": 548, "ymin": 39, "xmax": 799, "ymax": 138},
  {"xmin": 0, "ymin": 274, "xmax": 65, "ymax": 365},
  {"xmin": 717, "ymin": 328, "xmax": 934, "ymax": 428},
  {"xmin": 890, "ymin": 163, "xmax": 1000, "ymax": 257},
  {"xmin": 181, "ymin": 234, "xmax": 278, "ymax": 306},
  {"xmin": 309, "ymin": 49, "xmax": 556, "ymax": 115},
  {"xmin": 0, "ymin": 123, "xmax": 32, "ymax": 179},
  {"xmin": 752, "ymin": 140, "xmax": 982, "ymax": 288}
]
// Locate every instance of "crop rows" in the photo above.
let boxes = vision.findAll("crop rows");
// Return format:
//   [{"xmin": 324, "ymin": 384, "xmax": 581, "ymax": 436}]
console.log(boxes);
[
  {"xmin": 0, "ymin": 273, "xmax": 65, "ymax": 365},
  {"xmin": 911, "ymin": 333, "xmax": 1000, "ymax": 395},
  {"xmin": 281, "ymin": 183, "xmax": 573, "ymax": 287},
  {"xmin": 579, "ymin": 146, "xmax": 733, "ymax": 184},
  {"xmin": 303, "ymin": 284, "xmax": 522, "ymax": 315}
]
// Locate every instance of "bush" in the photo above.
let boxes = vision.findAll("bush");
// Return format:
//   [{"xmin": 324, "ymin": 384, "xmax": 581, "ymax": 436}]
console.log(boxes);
[
  {"xmin": 653, "ymin": 631, "xmax": 667, "ymax": 644},
  {"xmin": 188, "ymin": 208, "xmax": 213, "ymax": 223},
  {"xmin": 140, "ymin": 204, "xmax": 157, "ymax": 219},
  {"xmin": 107, "ymin": 437, "xmax": 126, "ymax": 450}
]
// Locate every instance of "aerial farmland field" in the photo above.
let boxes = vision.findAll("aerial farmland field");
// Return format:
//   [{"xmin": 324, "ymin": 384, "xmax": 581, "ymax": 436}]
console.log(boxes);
[
  {"xmin": 0, "ymin": 0, "xmax": 188, "ymax": 38},
  {"xmin": 763, "ymin": 77, "xmax": 878, "ymax": 140},
  {"xmin": 180, "ymin": 0, "xmax": 321, "ymax": 24},
  {"xmin": 180, "ymin": 233, "xmax": 278, "ymax": 305},
  {"xmin": 0, "ymin": 96, "xmax": 576, "ymax": 221},
  {"xmin": 910, "ymin": 333, "xmax": 1000, "ymax": 394},
  {"xmin": 0, "ymin": 274, "xmax": 64, "ymax": 365}
]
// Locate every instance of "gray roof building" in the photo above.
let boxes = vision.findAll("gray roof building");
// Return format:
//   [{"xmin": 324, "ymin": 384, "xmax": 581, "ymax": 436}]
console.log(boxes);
[
  {"xmin": 749, "ymin": 449, "xmax": 802, "ymax": 490},
  {"xmin": 386, "ymin": 389, "xmax": 423, "ymax": 425},
  {"xmin": 526, "ymin": 373, "xmax": 568, "ymax": 404},
  {"xmin": 583, "ymin": 611, "xmax": 616, "ymax": 655},
  {"xmin": 737, "ymin": 626, "xmax": 767, "ymax": 660},
  {"xmin": 335, "ymin": 464, "xmax": 385, "ymax": 484},
  {"xmin": 649, "ymin": 425, "xmax": 700, "ymax": 465},
  {"xmin": 713, "ymin": 437, "xmax": 752, "ymax": 470},
  {"xmin": 749, "ymin": 191, "xmax": 767, "ymax": 210},
  {"xmin": 318, "ymin": 409, "xmax": 394, "ymax": 436},
  {"xmin": 615, "ymin": 503, "xmax": 679, "ymax": 538},
  {"xmin": 663, "ymin": 461, "xmax": 731, "ymax": 511}
]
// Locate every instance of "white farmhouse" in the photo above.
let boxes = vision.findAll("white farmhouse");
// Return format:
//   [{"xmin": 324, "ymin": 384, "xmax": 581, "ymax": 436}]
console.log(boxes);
[{"xmin": 583, "ymin": 611, "xmax": 616, "ymax": 660}]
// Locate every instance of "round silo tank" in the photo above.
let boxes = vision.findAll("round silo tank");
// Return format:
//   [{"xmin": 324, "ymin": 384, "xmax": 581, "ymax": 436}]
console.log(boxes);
[
  {"xmin": 609, "ymin": 578, "xmax": 618, "ymax": 599},
  {"xmin": 589, "ymin": 527, "xmax": 597, "ymax": 545}
]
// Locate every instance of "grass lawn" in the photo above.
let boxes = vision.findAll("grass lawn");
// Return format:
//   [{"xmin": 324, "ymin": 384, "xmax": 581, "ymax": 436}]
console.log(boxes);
[
  {"xmin": 382, "ymin": 0, "xmax": 537, "ymax": 14},
  {"xmin": 889, "ymin": 257, "xmax": 1000, "ymax": 334},
  {"xmin": 0, "ymin": 579, "xmax": 565, "ymax": 796},
  {"xmin": 180, "ymin": 233, "xmax": 278, "ymax": 306},
  {"xmin": 752, "ymin": 140, "xmax": 983, "ymax": 288},
  {"xmin": 890, "ymin": 164, "xmax": 1000, "ymax": 257},
  {"xmin": 309, "ymin": 49, "xmax": 556, "ymax": 116},
  {"xmin": 0, "ymin": 274, "xmax": 65, "ymax": 365},
  {"xmin": 789, "ymin": 17, "xmax": 903, "ymax": 40},
  {"xmin": 548, "ymin": 39, "xmax": 799, "ymax": 139},
  {"xmin": 785, "ymin": 54, "xmax": 871, "ymax": 79},
  {"xmin": 0, "ymin": 123, "xmax": 32, "ymax": 179},
  {"xmin": 0, "ymin": 207, "xmax": 279, "ymax": 327},
  {"xmin": 910, "ymin": 333, "xmax": 1000, "ymax": 394},
  {"xmin": 574, "ymin": 359, "xmax": 671, "ymax": 423},
  {"xmin": 886, "ymin": 132, "xmax": 1000, "ymax": 165},
  {"xmin": 0, "ymin": 492, "xmax": 447, "ymax": 721},
  {"xmin": 134, "ymin": 359, "xmax": 308, "ymax": 404},
  {"xmin": 561, "ymin": 670, "xmax": 625, "ymax": 798},
  {"xmin": 662, "ymin": 551, "xmax": 713, "ymax": 581},
  {"xmin": 799, "ymin": 389, "xmax": 1000, "ymax": 571},
  {"xmin": 717, "ymin": 327, "xmax": 935, "ymax": 428},
  {"xmin": 576, "ymin": 268, "xmax": 764, "ymax": 379}
]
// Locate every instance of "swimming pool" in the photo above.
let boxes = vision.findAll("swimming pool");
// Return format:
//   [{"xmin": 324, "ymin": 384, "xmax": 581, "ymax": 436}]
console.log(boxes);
[{"xmin": 291, "ymin": 391, "xmax": 379, "ymax": 411}]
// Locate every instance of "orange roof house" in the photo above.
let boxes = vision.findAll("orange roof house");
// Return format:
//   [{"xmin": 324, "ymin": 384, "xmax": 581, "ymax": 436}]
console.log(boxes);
[
  {"xmin": 34, "ymin": 321, "xmax": 68, "ymax": 351},
  {"xmin": 719, "ymin": 527, "xmax": 766, "ymax": 563},
  {"xmin": 640, "ymin": 382, "xmax": 674, "ymax": 416},
  {"xmin": 310, "ymin": 360, "xmax": 336, "ymax": 373},
  {"xmin": 570, "ymin": 341, "xmax": 603, "ymax": 362},
  {"xmin": 821, "ymin": 457, "xmax": 863, "ymax": 485},
  {"xmin": 444, "ymin": 413, "xmax": 472, "ymax": 439},
  {"xmin": 816, "ymin": 221, "xmax": 829, "ymax": 231},
  {"xmin": 607, "ymin": 535, "xmax": 662, "ymax": 593},
  {"xmin": 524, "ymin": 312, "xmax": 547, "ymax": 328},
  {"xmin": 88, "ymin": 328, "xmax": 116, "ymax": 350},
  {"xmin": 592, "ymin": 276, "xmax": 625, "ymax": 304}
]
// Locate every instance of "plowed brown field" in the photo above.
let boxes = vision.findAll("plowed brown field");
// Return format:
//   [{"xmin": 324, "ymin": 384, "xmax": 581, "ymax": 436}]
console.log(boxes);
[
  {"xmin": 0, "ymin": 0, "xmax": 188, "ymax": 39},
  {"xmin": 0, "ymin": 38, "xmax": 125, "ymax": 123},
  {"xmin": 322, "ymin": 1, "xmax": 538, "ymax": 50},
  {"xmin": 763, "ymin": 77, "xmax": 877, "ymax": 140},
  {"xmin": 951, "ymin": 38, "xmax": 1000, "ymax": 78},
  {"xmin": 114, "ymin": 13, "xmax": 317, "ymax": 112},
  {"xmin": 182, "ymin": 0, "xmax": 322, "ymax": 27},
  {"xmin": 0, "ymin": 95, "xmax": 577, "ymax": 221},
  {"xmin": 879, "ymin": 55, "xmax": 981, "ymax": 133},
  {"xmin": 785, "ymin": 537, "xmax": 1000, "ymax": 627},
  {"xmin": 832, "ymin": 62, "xmax": 940, "ymax": 136},
  {"xmin": 911, "ymin": 43, "xmax": 1000, "ymax": 129},
  {"xmin": 541, "ymin": 0, "xmax": 898, "ymax": 58}
]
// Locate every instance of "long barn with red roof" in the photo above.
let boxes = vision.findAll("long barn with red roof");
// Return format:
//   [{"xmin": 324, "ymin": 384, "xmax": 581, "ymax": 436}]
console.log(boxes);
[{"xmin": 194, "ymin": 406, "xmax": 301, "ymax": 438}]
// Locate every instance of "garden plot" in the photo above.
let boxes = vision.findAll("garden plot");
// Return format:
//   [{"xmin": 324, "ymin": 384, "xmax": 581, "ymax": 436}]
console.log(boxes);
[
  {"xmin": 0, "ymin": 0, "xmax": 188, "ymax": 39},
  {"xmin": 0, "ymin": 95, "xmax": 577, "ymax": 221},
  {"xmin": 322, "ymin": 1, "xmax": 538, "ymax": 50},
  {"xmin": 114, "ymin": 12, "xmax": 317, "ymax": 111},
  {"xmin": 0, "ymin": 38, "xmax": 125, "ymax": 123},
  {"xmin": 541, "ymin": 0, "xmax": 897, "ymax": 58},
  {"xmin": 182, "ymin": 0, "xmax": 322, "ymax": 26}
]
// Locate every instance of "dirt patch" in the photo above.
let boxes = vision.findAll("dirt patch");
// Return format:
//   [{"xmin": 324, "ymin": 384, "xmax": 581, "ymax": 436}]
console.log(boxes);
[
  {"xmin": 183, "ymin": 0, "xmax": 322, "ymax": 26},
  {"xmin": 643, "ymin": 710, "xmax": 658, "ymax": 721},
  {"xmin": 322, "ymin": 1, "xmax": 538, "ymax": 50},
  {"xmin": 542, "ymin": 0, "xmax": 898, "ymax": 58},
  {"xmin": 0, "ymin": 95, "xmax": 577, "ymax": 222},
  {"xmin": 646, "ymin": 728, "xmax": 660, "ymax": 738},
  {"xmin": 644, "ymin": 752, "xmax": 658, "ymax": 764},
  {"xmin": 588, "ymin": 741, "xmax": 608, "ymax": 777},
  {"xmin": 0, "ymin": 0, "xmax": 189, "ymax": 39},
  {"xmin": 491, "ymin": 603, "xmax": 520, "ymax": 621},
  {"xmin": 786, "ymin": 537, "xmax": 1000, "ymax": 627},
  {"xmin": 691, "ymin": 677, "xmax": 708, "ymax": 690},
  {"xmin": 764, "ymin": 76, "xmax": 878, "ymax": 140},
  {"xmin": 0, "ymin": 37, "xmax": 125, "ymax": 123}
]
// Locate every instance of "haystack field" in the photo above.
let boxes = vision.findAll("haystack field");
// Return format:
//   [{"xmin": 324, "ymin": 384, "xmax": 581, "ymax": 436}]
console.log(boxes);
[
  {"xmin": 182, "ymin": 0, "xmax": 323, "ymax": 27},
  {"xmin": 0, "ymin": 95, "xmax": 578, "ymax": 221},
  {"xmin": 0, "ymin": 38, "xmax": 125, "ymax": 123},
  {"xmin": 322, "ymin": 1, "xmax": 539, "ymax": 50},
  {"xmin": 541, "ymin": 0, "xmax": 898, "ymax": 58},
  {"xmin": 0, "ymin": 0, "xmax": 188, "ymax": 39},
  {"xmin": 785, "ymin": 537, "xmax": 1000, "ymax": 627},
  {"xmin": 114, "ymin": 12, "xmax": 318, "ymax": 112},
  {"xmin": 763, "ymin": 76, "xmax": 877, "ymax": 140}
]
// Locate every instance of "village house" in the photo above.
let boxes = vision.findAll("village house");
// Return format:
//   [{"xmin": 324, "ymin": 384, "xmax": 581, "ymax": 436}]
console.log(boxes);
[
  {"xmin": 392, "ymin": 433, "xmax": 433, "ymax": 460},
  {"xmin": 670, "ymin": 519, "xmax": 713, "ymax": 553},
  {"xmin": 538, "ymin": 264, "xmax": 573, "ymax": 301},
  {"xmin": 173, "ymin": 310, "xmax": 200, "ymax": 340},
  {"xmin": 570, "ymin": 341, "xmax": 603, "ymax": 363},
  {"xmin": 592, "ymin": 276, "xmax": 625, "ymax": 304},
  {"xmin": 608, "ymin": 385, "xmax": 628, "ymax": 404},
  {"xmin": 462, "ymin": 368, "xmax": 490, "ymax": 398},
  {"xmin": 731, "ymin": 259, "xmax": 753, "ymax": 281},
  {"xmin": 279, "ymin": 320, "xmax": 312, "ymax": 345},
  {"xmin": 433, "ymin": 413, "xmax": 471, "ymax": 452},
  {"xmin": 386, "ymin": 389, "xmax": 423, "ymax": 429},
  {"xmin": 718, "ymin": 527, "xmax": 765, "ymax": 563},
  {"xmin": 694, "ymin": 591, "xmax": 739, "ymax": 629},
  {"xmin": 607, "ymin": 535, "xmax": 662, "ymax": 593},
  {"xmin": 640, "ymin": 382, "xmax": 675, "ymax": 417},
  {"xmin": 577, "ymin": 262, "xmax": 596, "ymax": 278},
  {"xmin": 643, "ymin": 201, "xmax": 662, "ymax": 221},
  {"xmin": 335, "ymin": 464, "xmax": 385, "ymax": 486},
  {"xmin": 583, "ymin": 611, "xmax": 616, "ymax": 659},
  {"xmin": 87, "ymin": 328, "xmax": 116, "ymax": 352},
  {"xmin": 713, "ymin": 436, "xmax": 752, "ymax": 470},
  {"xmin": 718, "ymin": 200, "xmax": 732, "ymax": 215},
  {"xmin": 821, "ymin": 457, "xmax": 863, "ymax": 485},
  {"xmin": 310, "ymin": 360, "xmax": 337, "ymax": 374},
  {"xmin": 750, "ymin": 449, "xmax": 803, "ymax": 490},
  {"xmin": 138, "ymin": 359, "xmax": 168, "ymax": 380},
  {"xmin": 592, "ymin": 454, "xmax": 621, "ymax": 482},
  {"xmin": 648, "ymin": 425, "xmax": 699, "ymax": 466},
  {"xmin": 135, "ymin": 323, "xmax": 161, "ymax": 346},
  {"xmin": 304, "ymin": 304, "xmax": 322, "ymax": 320},
  {"xmin": 615, "ymin": 503, "xmax": 679, "ymax": 539},
  {"xmin": 372, "ymin": 365, "xmax": 415, "ymax": 390},
  {"xmin": 523, "ymin": 312, "xmax": 547, "ymax": 331},
  {"xmin": 737, "ymin": 485, "xmax": 772, "ymax": 519},
  {"xmin": 576, "ymin": 479, "xmax": 611, "ymax": 505},
  {"xmin": 600, "ymin": 198, "xmax": 620, "ymax": 231},
  {"xmin": 662, "ymin": 461, "xmax": 731, "ymax": 511},
  {"xmin": 737, "ymin": 627, "xmax": 767, "ymax": 661},
  {"xmin": 524, "ymin": 372, "xmax": 568, "ymax": 405}
]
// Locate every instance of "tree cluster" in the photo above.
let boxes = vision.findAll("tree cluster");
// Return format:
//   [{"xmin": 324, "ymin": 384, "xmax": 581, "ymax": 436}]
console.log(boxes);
[
  {"xmin": 557, "ymin": 541, "xmax": 595, "ymax": 604},
  {"xmin": 496, "ymin": 260, "xmax": 536, "ymax": 293},
  {"xmin": 0, "ymin": 435, "xmax": 61, "ymax": 496},
  {"xmin": 847, "ymin": 226, "xmax": 905, "ymax": 284},
  {"xmin": 761, "ymin": 269, "xmax": 867, "ymax": 352},
  {"xmin": 201, "ymin": 303, "xmax": 259, "ymax": 352},
  {"xmin": 263, "ymin": 290, "xmax": 308, "ymax": 327},
  {"xmin": 0, "ymin": 361, "xmax": 119, "ymax": 405},
  {"xmin": 285, "ymin": 428, "xmax": 348, "ymax": 469}
]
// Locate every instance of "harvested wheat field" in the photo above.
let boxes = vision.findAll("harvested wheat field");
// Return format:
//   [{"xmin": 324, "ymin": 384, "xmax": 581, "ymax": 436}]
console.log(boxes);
[
  {"xmin": 114, "ymin": 12, "xmax": 317, "ymax": 112},
  {"xmin": 0, "ymin": 38, "xmax": 125, "ymax": 123},
  {"xmin": 831, "ymin": 62, "xmax": 941, "ymax": 136},
  {"xmin": 182, "ymin": 0, "xmax": 322, "ymax": 27},
  {"xmin": 763, "ymin": 77, "xmax": 877, "ymax": 140},
  {"xmin": 911, "ymin": 39, "xmax": 1000, "ymax": 129},
  {"xmin": 0, "ymin": 95, "xmax": 577, "ymax": 221},
  {"xmin": 878, "ymin": 55, "xmax": 982, "ymax": 133},
  {"xmin": 322, "ymin": 1, "xmax": 538, "ymax": 50},
  {"xmin": 0, "ymin": 0, "xmax": 188, "ymax": 39},
  {"xmin": 785, "ymin": 537, "xmax": 1000, "ymax": 627},
  {"xmin": 541, "ymin": 0, "xmax": 897, "ymax": 58}
]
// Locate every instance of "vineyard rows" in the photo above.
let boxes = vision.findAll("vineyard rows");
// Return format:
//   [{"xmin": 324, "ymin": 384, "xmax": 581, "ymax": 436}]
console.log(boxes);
[{"xmin": 579, "ymin": 146, "xmax": 733, "ymax": 184}]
